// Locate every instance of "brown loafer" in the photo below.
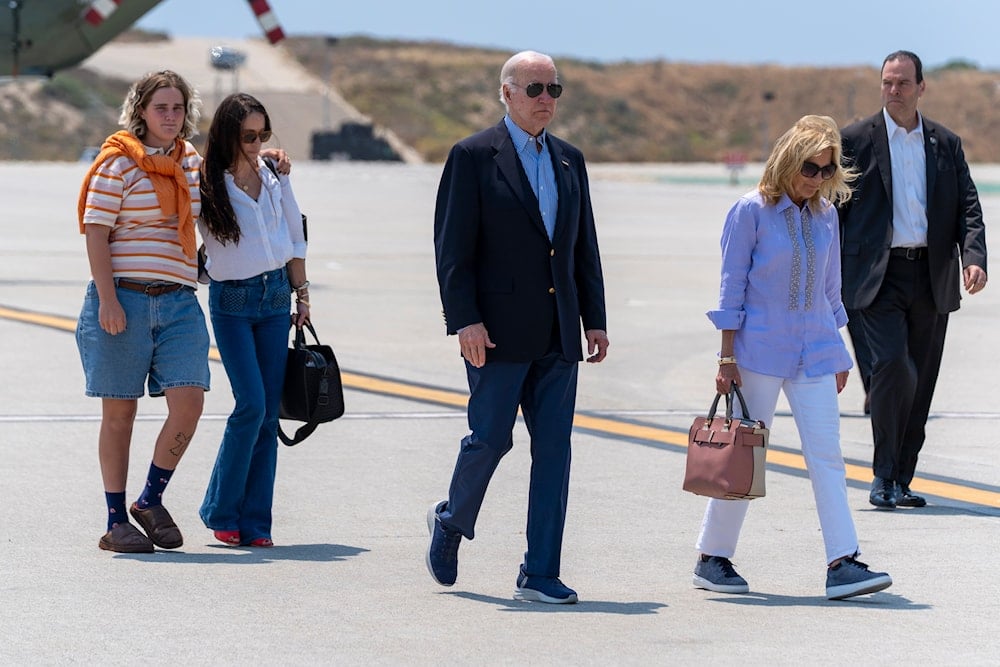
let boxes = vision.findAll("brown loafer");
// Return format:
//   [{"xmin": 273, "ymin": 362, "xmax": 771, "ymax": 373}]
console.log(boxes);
[
  {"xmin": 130, "ymin": 503, "xmax": 183, "ymax": 549},
  {"xmin": 99, "ymin": 522, "xmax": 154, "ymax": 553}
]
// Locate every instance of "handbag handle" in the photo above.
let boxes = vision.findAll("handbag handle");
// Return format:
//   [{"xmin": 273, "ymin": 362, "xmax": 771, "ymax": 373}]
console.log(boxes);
[
  {"xmin": 705, "ymin": 381, "xmax": 752, "ymax": 422},
  {"xmin": 291, "ymin": 320, "xmax": 322, "ymax": 349}
]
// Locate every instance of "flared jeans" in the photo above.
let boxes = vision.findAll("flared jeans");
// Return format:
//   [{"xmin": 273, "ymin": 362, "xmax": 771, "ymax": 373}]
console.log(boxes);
[{"xmin": 200, "ymin": 268, "xmax": 291, "ymax": 541}]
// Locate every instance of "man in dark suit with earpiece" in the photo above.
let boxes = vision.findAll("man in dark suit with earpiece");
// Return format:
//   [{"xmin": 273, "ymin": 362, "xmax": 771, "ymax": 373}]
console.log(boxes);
[
  {"xmin": 427, "ymin": 50, "xmax": 609, "ymax": 604},
  {"xmin": 840, "ymin": 50, "xmax": 987, "ymax": 510}
]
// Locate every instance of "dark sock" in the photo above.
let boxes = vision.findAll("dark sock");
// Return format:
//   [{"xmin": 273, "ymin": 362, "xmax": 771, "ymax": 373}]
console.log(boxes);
[
  {"xmin": 106, "ymin": 491, "xmax": 127, "ymax": 531},
  {"xmin": 135, "ymin": 463, "xmax": 174, "ymax": 509}
]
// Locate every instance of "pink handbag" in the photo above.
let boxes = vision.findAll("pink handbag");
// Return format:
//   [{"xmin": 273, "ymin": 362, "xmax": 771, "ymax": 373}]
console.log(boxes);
[{"xmin": 683, "ymin": 385, "xmax": 768, "ymax": 500}]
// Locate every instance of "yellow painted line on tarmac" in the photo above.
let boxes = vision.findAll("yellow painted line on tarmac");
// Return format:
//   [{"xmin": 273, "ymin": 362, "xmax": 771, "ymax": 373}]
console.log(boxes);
[{"xmin": 3, "ymin": 304, "xmax": 998, "ymax": 509}]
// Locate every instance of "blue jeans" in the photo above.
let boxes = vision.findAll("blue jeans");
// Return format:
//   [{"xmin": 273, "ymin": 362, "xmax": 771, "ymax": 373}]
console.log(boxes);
[{"xmin": 200, "ymin": 267, "xmax": 291, "ymax": 541}]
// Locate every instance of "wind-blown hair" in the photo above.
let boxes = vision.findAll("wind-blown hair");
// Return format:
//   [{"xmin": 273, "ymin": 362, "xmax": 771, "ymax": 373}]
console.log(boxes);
[
  {"xmin": 759, "ymin": 114, "xmax": 857, "ymax": 208},
  {"xmin": 497, "ymin": 50, "xmax": 558, "ymax": 111},
  {"xmin": 199, "ymin": 92, "xmax": 272, "ymax": 245},
  {"xmin": 119, "ymin": 70, "xmax": 201, "ymax": 140}
]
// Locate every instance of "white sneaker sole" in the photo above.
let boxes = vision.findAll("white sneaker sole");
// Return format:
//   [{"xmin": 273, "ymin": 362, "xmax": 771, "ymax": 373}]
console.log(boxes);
[
  {"xmin": 827, "ymin": 573, "xmax": 892, "ymax": 600},
  {"xmin": 692, "ymin": 574, "xmax": 750, "ymax": 594},
  {"xmin": 514, "ymin": 587, "xmax": 578, "ymax": 604}
]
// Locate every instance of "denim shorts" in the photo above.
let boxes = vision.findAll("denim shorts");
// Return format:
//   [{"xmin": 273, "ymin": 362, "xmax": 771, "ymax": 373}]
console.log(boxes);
[{"xmin": 76, "ymin": 280, "xmax": 211, "ymax": 399}]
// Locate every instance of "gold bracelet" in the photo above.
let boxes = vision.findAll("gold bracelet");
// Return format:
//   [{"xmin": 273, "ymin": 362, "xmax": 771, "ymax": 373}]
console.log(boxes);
[{"xmin": 717, "ymin": 356, "xmax": 737, "ymax": 365}]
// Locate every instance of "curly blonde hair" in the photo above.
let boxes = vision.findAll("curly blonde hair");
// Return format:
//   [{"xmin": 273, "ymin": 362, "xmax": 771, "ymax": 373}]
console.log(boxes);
[
  {"xmin": 119, "ymin": 70, "xmax": 201, "ymax": 140},
  {"xmin": 759, "ymin": 114, "xmax": 856, "ymax": 208}
]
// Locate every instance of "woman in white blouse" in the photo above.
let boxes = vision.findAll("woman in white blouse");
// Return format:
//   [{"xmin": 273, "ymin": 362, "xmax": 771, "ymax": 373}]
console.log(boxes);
[{"xmin": 197, "ymin": 93, "xmax": 309, "ymax": 547}]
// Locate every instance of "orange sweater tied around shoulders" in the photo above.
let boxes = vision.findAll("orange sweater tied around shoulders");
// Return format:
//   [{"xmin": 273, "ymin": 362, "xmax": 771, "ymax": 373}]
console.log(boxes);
[{"xmin": 77, "ymin": 130, "xmax": 196, "ymax": 259}]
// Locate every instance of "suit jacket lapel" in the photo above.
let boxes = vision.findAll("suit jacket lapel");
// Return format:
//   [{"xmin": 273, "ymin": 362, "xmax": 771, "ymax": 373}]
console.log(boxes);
[
  {"xmin": 547, "ymin": 138, "xmax": 572, "ymax": 243},
  {"xmin": 491, "ymin": 122, "xmax": 546, "ymax": 235},
  {"xmin": 872, "ymin": 113, "xmax": 893, "ymax": 202},
  {"xmin": 924, "ymin": 124, "xmax": 938, "ymax": 211}
]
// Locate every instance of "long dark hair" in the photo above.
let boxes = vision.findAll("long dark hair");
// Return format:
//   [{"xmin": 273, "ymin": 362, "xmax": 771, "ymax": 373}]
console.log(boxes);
[{"xmin": 199, "ymin": 93, "xmax": 272, "ymax": 244}]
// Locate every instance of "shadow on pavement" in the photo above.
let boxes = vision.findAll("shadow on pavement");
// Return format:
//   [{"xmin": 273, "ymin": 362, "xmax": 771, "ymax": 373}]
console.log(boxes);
[
  {"xmin": 110, "ymin": 542, "xmax": 369, "ymax": 564},
  {"xmin": 445, "ymin": 591, "xmax": 667, "ymax": 614},
  {"xmin": 704, "ymin": 591, "xmax": 927, "ymax": 609}
]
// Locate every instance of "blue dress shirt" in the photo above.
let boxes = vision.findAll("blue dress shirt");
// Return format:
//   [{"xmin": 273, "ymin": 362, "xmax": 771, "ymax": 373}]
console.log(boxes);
[
  {"xmin": 504, "ymin": 115, "xmax": 558, "ymax": 240},
  {"xmin": 707, "ymin": 190, "xmax": 853, "ymax": 379}
]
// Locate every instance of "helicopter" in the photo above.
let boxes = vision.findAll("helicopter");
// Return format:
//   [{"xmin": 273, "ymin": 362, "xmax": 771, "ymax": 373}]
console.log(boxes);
[{"xmin": 1, "ymin": 0, "xmax": 285, "ymax": 78}]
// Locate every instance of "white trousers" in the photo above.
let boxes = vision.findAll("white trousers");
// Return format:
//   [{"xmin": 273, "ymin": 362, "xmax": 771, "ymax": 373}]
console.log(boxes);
[{"xmin": 695, "ymin": 367, "xmax": 859, "ymax": 564}]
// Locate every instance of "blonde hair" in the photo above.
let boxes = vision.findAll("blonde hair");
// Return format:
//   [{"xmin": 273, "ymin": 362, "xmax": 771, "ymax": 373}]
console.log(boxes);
[
  {"xmin": 759, "ymin": 114, "xmax": 856, "ymax": 208},
  {"xmin": 119, "ymin": 70, "xmax": 201, "ymax": 141}
]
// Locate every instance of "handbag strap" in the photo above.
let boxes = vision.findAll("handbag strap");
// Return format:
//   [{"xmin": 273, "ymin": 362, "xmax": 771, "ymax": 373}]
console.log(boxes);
[
  {"xmin": 291, "ymin": 320, "xmax": 322, "ymax": 348},
  {"xmin": 706, "ymin": 381, "xmax": 753, "ymax": 421},
  {"xmin": 278, "ymin": 363, "xmax": 336, "ymax": 446}
]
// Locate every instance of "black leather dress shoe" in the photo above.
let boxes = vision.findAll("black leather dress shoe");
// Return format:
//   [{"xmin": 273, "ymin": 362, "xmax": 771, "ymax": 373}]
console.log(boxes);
[
  {"xmin": 869, "ymin": 477, "xmax": 898, "ymax": 509},
  {"xmin": 897, "ymin": 485, "xmax": 927, "ymax": 508}
]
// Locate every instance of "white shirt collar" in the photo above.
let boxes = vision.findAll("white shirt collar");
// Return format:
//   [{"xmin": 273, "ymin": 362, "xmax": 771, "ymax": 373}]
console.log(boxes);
[{"xmin": 883, "ymin": 107, "xmax": 923, "ymax": 137}]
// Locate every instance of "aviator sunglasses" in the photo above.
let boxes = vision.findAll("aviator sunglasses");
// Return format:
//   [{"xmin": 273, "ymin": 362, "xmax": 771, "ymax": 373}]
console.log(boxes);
[
  {"xmin": 801, "ymin": 161, "xmax": 837, "ymax": 180},
  {"xmin": 513, "ymin": 82, "xmax": 564, "ymax": 98},
  {"xmin": 241, "ymin": 129, "xmax": 272, "ymax": 144}
]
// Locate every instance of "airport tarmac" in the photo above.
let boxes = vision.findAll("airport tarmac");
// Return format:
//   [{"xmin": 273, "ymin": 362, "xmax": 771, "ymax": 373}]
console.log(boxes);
[{"xmin": 1, "ymin": 160, "xmax": 998, "ymax": 664}]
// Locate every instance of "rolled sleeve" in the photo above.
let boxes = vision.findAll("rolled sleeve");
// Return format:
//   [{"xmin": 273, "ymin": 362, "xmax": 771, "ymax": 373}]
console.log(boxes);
[{"xmin": 706, "ymin": 308, "xmax": 744, "ymax": 331}]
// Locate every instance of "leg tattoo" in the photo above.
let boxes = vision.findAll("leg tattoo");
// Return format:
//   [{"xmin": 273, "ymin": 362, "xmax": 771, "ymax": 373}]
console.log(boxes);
[{"xmin": 169, "ymin": 432, "xmax": 192, "ymax": 458}]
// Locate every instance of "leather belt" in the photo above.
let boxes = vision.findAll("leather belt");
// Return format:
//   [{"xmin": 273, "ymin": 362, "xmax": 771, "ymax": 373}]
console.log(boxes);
[
  {"xmin": 116, "ymin": 279, "xmax": 184, "ymax": 296},
  {"xmin": 889, "ymin": 247, "xmax": 927, "ymax": 260}
]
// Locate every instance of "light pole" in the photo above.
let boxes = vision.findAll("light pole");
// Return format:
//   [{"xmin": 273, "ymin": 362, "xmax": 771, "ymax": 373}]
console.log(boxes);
[{"xmin": 761, "ymin": 90, "xmax": 775, "ymax": 160}]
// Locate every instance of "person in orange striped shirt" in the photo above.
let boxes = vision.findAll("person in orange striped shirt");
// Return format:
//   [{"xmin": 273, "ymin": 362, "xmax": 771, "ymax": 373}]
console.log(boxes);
[{"xmin": 76, "ymin": 70, "xmax": 210, "ymax": 554}]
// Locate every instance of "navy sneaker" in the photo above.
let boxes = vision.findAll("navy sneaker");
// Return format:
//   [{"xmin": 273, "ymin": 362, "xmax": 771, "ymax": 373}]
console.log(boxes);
[
  {"xmin": 514, "ymin": 565, "xmax": 578, "ymax": 604},
  {"xmin": 693, "ymin": 555, "xmax": 750, "ymax": 593},
  {"xmin": 425, "ymin": 500, "xmax": 461, "ymax": 586},
  {"xmin": 826, "ymin": 556, "xmax": 892, "ymax": 600}
]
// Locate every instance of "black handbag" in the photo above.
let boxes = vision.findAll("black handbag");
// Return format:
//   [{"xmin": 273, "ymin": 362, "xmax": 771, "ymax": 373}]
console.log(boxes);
[{"xmin": 278, "ymin": 321, "xmax": 345, "ymax": 446}]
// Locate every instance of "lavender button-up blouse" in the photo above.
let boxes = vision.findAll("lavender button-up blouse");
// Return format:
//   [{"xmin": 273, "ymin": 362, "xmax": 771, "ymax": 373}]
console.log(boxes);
[{"xmin": 706, "ymin": 190, "xmax": 853, "ymax": 379}]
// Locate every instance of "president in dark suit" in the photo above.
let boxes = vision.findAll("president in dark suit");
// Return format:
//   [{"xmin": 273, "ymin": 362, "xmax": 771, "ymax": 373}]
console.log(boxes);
[
  {"xmin": 426, "ymin": 50, "xmax": 608, "ymax": 604},
  {"xmin": 839, "ymin": 50, "xmax": 987, "ymax": 509}
]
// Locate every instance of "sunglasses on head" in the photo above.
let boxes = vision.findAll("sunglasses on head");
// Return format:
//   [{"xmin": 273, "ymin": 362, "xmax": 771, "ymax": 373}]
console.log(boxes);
[
  {"xmin": 801, "ymin": 161, "xmax": 837, "ymax": 180},
  {"xmin": 241, "ymin": 129, "xmax": 272, "ymax": 144},
  {"xmin": 515, "ymin": 82, "xmax": 563, "ymax": 99}
]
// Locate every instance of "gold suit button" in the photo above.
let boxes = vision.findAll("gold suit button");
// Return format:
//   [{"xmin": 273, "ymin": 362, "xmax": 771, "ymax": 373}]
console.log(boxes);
[
  {"xmin": 550, "ymin": 249, "xmax": 555, "ymax": 256},
  {"xmin": 548, "ymin": 287, "xmax": 556, "ymax": 294}
]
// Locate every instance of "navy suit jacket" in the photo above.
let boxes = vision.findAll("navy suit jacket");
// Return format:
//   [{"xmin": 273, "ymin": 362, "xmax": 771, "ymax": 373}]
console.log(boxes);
[
  {"xmin": 839, "ymin": 112, "xmax": 986, "ymax": 314},
  {"xmin": 434, "ymin": 120, "xmax": 607, "ymax": 363}
]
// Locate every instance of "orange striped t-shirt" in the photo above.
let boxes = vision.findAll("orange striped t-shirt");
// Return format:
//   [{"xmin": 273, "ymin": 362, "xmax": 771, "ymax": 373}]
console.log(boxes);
[{"xmin": 81, "ymin": 141, "xmax": 202, "ymax": 287}]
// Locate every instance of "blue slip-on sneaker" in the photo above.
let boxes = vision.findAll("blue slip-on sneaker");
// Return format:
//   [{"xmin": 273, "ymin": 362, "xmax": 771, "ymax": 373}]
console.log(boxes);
[
  {"xmin": 425, "ymin": 500, "xmax": 461, "ymax": 586},
  {"xmin": 514, "ymin": 565, "xmax": 578, "ymax": 604},
  {"xmin": 826, "ymin": 556, "xmax": 892, "ymax": 600},
  {"xmin": 693, "ymin": 555, "xmax": 750, "ymax": 594}
]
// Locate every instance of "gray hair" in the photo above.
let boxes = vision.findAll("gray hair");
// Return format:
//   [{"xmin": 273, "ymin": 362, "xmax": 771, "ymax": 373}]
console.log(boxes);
[{"xmin": 497, "ymin": 50, "xmax": 558, "ymax": 111}]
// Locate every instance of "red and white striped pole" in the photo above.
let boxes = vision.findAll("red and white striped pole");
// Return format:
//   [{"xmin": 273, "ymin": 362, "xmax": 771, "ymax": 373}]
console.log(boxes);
[
  {"xmin": 246, "ymin": 0, "xmax": 286, "ymax": 44},
  {"xmin": 83, "ymin": 0, "xmax": 123, "ymax": 26}
]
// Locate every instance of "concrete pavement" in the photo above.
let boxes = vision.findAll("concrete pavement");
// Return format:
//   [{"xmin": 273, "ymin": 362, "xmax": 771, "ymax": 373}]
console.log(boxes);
[{"xmin": 1, "ymin": 161, "xmax": 998, "ymax": 664}]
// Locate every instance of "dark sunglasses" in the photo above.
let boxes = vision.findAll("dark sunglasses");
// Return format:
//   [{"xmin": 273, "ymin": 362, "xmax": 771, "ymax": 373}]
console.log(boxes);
[
  {"xmin": 801, "ymin": 161, "xmax": 837, "ymax": 180},
  {"xmin": 241, "ymin": 129, "xmax": 272, "ymax": 144},
  {"xmin": 515, "ymin": 82, "xmax": 563, "ymax": 99}
]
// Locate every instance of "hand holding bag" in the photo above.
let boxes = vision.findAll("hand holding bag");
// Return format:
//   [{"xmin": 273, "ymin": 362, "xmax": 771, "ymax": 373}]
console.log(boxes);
[
  {"xmin": 683, "ymin": 383, "xmax": 768, "ymax": 500},
  {"xmin": 278, "ymin": 321, "xmax": 345, "ymax": 446}
]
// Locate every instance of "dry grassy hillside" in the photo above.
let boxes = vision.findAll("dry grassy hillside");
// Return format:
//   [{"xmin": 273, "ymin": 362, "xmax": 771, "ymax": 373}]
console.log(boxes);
[
  {"xmin": 286, "ymin": 36, "xmax": 1000, "ymax": 163},
  {"xmin": 3, "ymin": 34, "xmax": 998, "ymax": 163}
]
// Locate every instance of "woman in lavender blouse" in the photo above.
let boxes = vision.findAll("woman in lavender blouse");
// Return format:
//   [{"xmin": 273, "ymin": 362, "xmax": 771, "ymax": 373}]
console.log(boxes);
[{"xmin": 691, "ymin": 115, "xmax": 893, "ymax": 601}]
